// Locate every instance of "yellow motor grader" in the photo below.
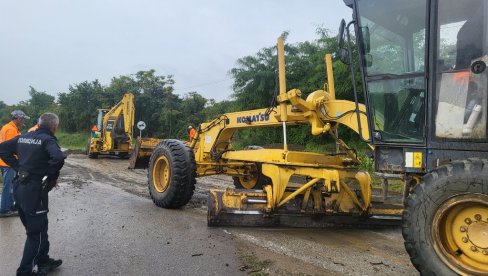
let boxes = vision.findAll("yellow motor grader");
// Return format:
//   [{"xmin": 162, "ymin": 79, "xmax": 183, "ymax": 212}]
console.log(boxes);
[{"xmin": 133, "ymin": 0, "xmax": 488, "ymax": 274}]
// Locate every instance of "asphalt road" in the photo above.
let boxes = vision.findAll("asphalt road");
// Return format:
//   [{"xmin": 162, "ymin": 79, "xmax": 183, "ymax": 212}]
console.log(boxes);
[
  {"xmin": 0, "ymin": 177, "xmax": 244, "ymax": 275},
  {"xmin": 0, "ymin": 154, "xmax": 418, "ymax": 275}
]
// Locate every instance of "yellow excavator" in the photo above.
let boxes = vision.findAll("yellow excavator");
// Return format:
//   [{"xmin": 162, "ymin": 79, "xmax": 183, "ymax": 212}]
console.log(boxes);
[
  {"xmin": 87, "ymin": 92, "xmax": 135, "ymax": 159},
  {"xmin": 133, "ymin": 1, "xmax": 488, "ymax": 274}
]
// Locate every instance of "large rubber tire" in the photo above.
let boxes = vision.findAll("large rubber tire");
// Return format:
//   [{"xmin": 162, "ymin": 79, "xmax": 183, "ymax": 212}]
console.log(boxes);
[
  {"xmin": 402, "ymin": 159, "xmax": 488, "ymax": 276},
  {"xmin": 148, "ymin": 139, "xmax": 196, "ymax": 208}
]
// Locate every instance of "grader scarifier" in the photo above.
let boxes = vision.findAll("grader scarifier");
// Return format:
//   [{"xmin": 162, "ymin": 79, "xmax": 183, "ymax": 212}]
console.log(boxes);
[{"xmin": 135, "ymin": 0, "xmax": 488, "ymax": 274}]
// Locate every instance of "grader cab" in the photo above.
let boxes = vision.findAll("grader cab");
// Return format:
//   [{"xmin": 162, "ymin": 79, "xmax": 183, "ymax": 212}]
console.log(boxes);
[{"xmin": 141, "ymin": 0, "xmax": 488, "ymax": 274}]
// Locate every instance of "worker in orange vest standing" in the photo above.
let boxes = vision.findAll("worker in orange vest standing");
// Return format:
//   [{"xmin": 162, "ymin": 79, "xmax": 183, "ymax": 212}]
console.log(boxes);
[
  {"xmin": 0, "ymin": 110, "xmax": 30, "ymax": 217},
  {"xmin": 188, "ymin": 125, "xmax": 197, "ymax": 142}
]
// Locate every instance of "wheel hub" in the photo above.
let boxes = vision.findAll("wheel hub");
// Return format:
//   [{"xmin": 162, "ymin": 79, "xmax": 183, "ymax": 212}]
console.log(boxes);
[
  {"xmin": 467, "ymin": 219, "xmax": 488, "ymax": 250},
  {"xmin": 454, "ymin": 212, "xmax": 488, "ymax": 261},
  {"xmin": 152, "ymin": 155, "xmax": 170, "ymax": 193},
  {"xmin": 432, "ymin": 194, "xmax": 488, "ymax": 275}
]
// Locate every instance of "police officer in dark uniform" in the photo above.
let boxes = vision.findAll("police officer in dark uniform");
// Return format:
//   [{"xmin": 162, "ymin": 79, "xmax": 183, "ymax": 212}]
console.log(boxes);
[{"xmin": 0, "ymin": 112, "xmax": 65, "ymax": 276}]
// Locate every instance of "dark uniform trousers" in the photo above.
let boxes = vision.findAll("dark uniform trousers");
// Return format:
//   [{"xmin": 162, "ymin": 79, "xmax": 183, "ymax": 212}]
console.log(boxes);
[{"xmin": 14, "ymin": 175, "xmax": 50, "ymax": 274}]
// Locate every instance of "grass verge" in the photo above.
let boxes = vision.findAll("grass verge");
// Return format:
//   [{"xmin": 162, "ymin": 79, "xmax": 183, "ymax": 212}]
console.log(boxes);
[{"xmin": 57, "ymin": 131, "xmax": 88, "ymax": 150}]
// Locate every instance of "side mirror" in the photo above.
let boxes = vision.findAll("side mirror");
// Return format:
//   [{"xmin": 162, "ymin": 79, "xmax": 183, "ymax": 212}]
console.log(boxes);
[
  {"xmin": 361, "ymin": 26, "xmax": 371, "ymax": 54},
  {"xmin": 338, "ymin": 19, "xmax": 346, "ymax": 50},
  {"xmin": 337, "ymin": 19, "xmax": 348, "ymax": 64},
  {"xmin": 339, "ymin": 48, "xmax": 350, "ymax": 64}
]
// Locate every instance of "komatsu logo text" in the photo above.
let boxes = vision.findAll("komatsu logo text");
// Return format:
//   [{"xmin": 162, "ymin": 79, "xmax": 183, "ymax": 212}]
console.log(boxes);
[{"xmin": 237, "ymin": 113, "xmax": 270, "ymax": 124}]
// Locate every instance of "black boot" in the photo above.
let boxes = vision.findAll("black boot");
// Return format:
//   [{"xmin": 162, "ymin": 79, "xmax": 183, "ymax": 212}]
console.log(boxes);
[{"xmin": 37, "ymin": 258, "xmax": 62, "ymax": 273}]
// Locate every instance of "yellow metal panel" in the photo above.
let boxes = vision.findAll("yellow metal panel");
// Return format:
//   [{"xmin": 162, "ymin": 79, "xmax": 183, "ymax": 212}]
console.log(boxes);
[
  {"xmin": 325, "ymin": 54, "xmax": 335, "ymax": 100},
  {"xmin": 222, "ymin": 149, "xmax": 352, "ymax": 167},
  {"xmin": 413, "ymin": 152, "xmax": 422, "ymax": 168},
  {"xmin": 278, "ymin": 36, "xmax": 288, "ymax": 122},
  {"xmin": 261, "ymin": 164, "xmax": 294, "ymax": 207}
]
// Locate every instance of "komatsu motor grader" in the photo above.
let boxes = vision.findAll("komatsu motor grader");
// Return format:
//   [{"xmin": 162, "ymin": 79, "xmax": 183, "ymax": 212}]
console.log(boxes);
[
  {"xmin": 87, "ymin": 92, "xmax": 135, "ymax": 159},
  {"xmin": 134, "ymin": 0, "xmax": 488, "ymax": 274}
]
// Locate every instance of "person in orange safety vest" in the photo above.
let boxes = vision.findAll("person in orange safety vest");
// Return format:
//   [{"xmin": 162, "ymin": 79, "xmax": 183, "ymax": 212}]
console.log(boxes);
[
  {"xmin": 188, "ymin": 125, "xmax": 197, "ymax": 142},
  {"xmin": 0, "ymin": 110, "xmax": 30, "ymax": 217}
]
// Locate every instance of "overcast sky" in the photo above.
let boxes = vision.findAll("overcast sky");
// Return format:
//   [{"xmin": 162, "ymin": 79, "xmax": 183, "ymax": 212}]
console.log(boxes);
[{"xmin": 0, "ymin": 1, "xmax": 351, "ymax": 105}]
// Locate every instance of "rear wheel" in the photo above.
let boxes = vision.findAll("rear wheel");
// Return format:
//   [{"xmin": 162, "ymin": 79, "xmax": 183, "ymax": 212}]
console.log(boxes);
[
  {"xmin": 402, "ymin": 159, "xmax": 488, "ymax": 275},
  {"xmin": 148, "ymin": 139, "xmax": 196, "ymax": 208}
]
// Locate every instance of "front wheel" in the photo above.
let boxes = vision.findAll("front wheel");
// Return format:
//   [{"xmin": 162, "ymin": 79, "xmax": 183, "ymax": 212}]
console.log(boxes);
[
  {"xmin": 148, "ymin": 139, "xmax": 196, "ymax": 208},
  {"xmin": 402, "ymin": 159, "xmax": 488, "ymax": 275}
]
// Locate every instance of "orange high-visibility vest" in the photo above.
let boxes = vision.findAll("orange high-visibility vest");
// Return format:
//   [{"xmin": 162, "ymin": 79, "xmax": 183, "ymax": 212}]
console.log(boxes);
[
  {"xmin": 189, "ymin": 128, "xmax": 196, "ymax": 141},
  {"xmin": 0, "ymin": 121, "xmax": 20, "ymax": 167}
]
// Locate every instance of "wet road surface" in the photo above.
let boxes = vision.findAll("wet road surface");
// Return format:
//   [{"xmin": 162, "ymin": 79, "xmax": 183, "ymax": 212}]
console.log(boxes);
[
  {"xmin": 0, "ymin": 178, "xmax": 243, "ymax": 275},
  {"xmin": 0, "ymin": 154, "xmax": 418, "ymax": 275}
]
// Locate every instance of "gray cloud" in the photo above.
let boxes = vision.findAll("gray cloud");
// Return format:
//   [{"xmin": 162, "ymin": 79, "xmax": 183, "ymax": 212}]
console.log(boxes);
[{"xmin": 0, "ymin": 0, "xmax": 351, "ymax": 105}]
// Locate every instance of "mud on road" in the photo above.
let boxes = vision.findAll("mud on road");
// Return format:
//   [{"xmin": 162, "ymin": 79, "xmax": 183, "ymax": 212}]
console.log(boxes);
[{"xmin": 64, "ymin": 154, "xmax": 417, "ymax": 275}]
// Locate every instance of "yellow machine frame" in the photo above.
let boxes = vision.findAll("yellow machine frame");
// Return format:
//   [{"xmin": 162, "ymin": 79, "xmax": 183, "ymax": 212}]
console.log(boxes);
[
  {"xmin": 181, "ymin": 37, "xmax": 399, "ymax": 224},
  {"xmin": 88, "ymin": 93, "xmax": 135, "ymax": 158}
]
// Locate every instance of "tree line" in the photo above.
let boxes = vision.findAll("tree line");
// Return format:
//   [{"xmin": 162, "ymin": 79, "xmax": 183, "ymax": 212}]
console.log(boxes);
[{"xmin": 0, "ymin": 30, "xmax": 362, "ymax": 146}]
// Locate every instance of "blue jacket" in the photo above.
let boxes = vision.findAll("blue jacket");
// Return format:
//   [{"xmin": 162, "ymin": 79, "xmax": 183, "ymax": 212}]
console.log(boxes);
[{"xmin": 0, "ymin": 126, "xmax": 65, "ymax": 180}]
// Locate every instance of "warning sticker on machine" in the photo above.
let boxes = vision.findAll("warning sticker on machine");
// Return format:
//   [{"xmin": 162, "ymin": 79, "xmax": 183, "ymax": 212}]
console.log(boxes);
[
  {"xmin": 413, "ymin": 152, "xmax": 422, "ymax": 168},
  {"xmin": 405, "ymin": 152, "xmax": 422, "ymax": 168}
]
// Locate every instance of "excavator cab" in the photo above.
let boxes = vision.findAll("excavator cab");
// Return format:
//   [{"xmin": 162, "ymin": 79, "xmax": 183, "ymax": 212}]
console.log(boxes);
[{"xmin": 341, "ymin": 0, "xmax": 488, "ymax": 274}]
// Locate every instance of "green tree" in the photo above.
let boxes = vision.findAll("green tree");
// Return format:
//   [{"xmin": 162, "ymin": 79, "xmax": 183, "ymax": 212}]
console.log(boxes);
[
  {"xmin": 228, "ymin": 29, "xmax": 363, "ymax": 147},
  {"xmin": 25, "ymin": 87, "xmax": 57, "ymax": 123},
  {"xmin": 58, "ymin": 80, "xmax": 103, "ymax": 132}
]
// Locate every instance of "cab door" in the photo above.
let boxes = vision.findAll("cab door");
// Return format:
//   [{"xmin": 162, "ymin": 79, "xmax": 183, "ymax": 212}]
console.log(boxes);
[{"xmin": 428, "ymin": 0, "xmax": 488, "ymax": 166}]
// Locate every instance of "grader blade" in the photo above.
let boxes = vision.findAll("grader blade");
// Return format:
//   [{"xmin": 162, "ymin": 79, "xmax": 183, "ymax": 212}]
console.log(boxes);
[
  {"xmin": 208, "ymin": 189, "xmax": 402, "ymax": 228},
  {"xmin": 128, "ymin": 137, "xmax": 161, "ymax": 169}
]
